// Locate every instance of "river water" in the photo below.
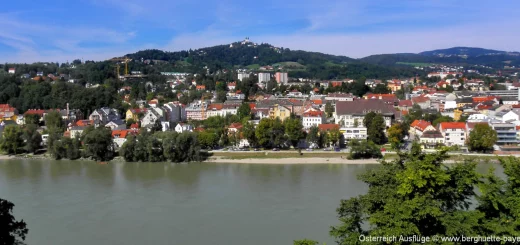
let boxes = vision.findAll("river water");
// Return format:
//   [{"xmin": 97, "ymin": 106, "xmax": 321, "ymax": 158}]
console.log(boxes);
[{"xmin": 0, "ymin": 159, "xmax": 498, "ymax": 245}]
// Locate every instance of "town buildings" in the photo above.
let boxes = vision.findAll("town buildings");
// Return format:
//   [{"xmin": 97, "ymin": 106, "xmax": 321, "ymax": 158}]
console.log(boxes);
[{"xmin": 275, "ymin": 72, "xmax": 288, "ymax": 84}]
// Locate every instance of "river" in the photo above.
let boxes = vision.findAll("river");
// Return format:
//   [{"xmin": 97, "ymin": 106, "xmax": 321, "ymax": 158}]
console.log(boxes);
[{"xmin": 0, "ymin": 159, "xmax": 498, "ymax": 245}]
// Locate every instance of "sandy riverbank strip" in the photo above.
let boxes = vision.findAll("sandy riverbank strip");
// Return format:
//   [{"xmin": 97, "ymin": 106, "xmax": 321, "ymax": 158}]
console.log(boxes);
[
  {"xmin": 0, "ymin": 155, "xmax": 14, "ymax": 160},
  {"xmin": 206, "ymin": 156, "xmax": 381, "ymax": 164}
]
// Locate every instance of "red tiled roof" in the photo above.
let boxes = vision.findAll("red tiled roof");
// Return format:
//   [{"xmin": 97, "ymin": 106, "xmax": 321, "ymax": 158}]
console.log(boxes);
[
  {"xmin": 196, "ymin": 85, "xmax": 206, "ymax": 90},
  {"xmin": 130, "ymin": 108, "xmax": 147, "ymax": 114},
  {"xmin": 130, "ymin": 123, "xmax": 139, "ymax": 129},
  {"xmin": 76, "ymin": 120, "xmax": 94, "ymax": 127},
  {"xmin": 313, "ymin": 87, "xmax": 319, "ymax": 92},
  {"xmin": 248, "ymin": 103, "xmax": 256, "ymax": 109},
  {"xmin": 112, "ymin": 130, "xmax": 130, "ymax": 139},
  {"xmin": 24, "ymin": 109, "xmax": 46, "ymax": 116},
  {"xmin": 229, "ymin": 123, "xmax": 243, "ymax": 129},
  {"xmin": 303, "ymin": 111, "xmax": 324, "ymax": 117},
  {"xmin": 318, "ymin": 124, "xmax": 340, "ymax": 131},
  {"xmin": 440, "ymin": 122, "xmax": 466, "ymax": 130},
  {"xmin": 207, "ymin": 103, "xmax": 223, "ymax": 110},
  {"xmin": 401, "ymin": 110, "xmax": 409, "ymax": 115},
  {"xmin": 311, "ymin": 99, "xmax": 323, "ymax": 105},
  {"xmin": 411, "ymin": 120, "xmax": 432, "ymax": 132},
  {"xmin": 330, "ymin": 81, "xmax": 342, "ymax": 87},
  {"xmin": 412, "ymin": 96, "xmax": 430, "ymax": 103},
  {"xmin": 399, "ymin": 100, "xmax": 413, "ymax": 107}
]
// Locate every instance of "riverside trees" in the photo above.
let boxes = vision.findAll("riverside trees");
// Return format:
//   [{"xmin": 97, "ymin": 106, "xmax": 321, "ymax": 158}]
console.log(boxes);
[{"xmin": 328, "ymin": 147, "xmax": 520, "ymax": 244}]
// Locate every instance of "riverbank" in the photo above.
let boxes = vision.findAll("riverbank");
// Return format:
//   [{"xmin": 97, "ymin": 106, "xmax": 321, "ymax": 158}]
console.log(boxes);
[{"xmin": 207, "ymin": 156, "xmax": 381, "ymax": 164}]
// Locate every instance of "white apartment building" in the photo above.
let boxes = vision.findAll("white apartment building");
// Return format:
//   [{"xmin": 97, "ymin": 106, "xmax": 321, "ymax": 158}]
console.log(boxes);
[
  {"xmin": 438, "ymin": 122, "xmax": 467, "ymax": 146},
  {"xmin": 258, "ymin": 73, "xmax": 271, "ymax": 83},
  {"xmin": 238, "ymin": 72, "xmax": 249, "ymax": 81},
  {"xmin": 302, "ymin": 111, "xmax": 325, "ymax": 129},
  {"xmin": 341, "ymin": 127, "xmax": 367, "ymax": 142}
]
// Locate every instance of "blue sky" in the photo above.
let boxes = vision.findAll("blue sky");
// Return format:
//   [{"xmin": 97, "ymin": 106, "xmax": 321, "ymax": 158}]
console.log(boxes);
[{"xmin": 1, "ymin": 0, "xmax": 519, "ymax": 62}]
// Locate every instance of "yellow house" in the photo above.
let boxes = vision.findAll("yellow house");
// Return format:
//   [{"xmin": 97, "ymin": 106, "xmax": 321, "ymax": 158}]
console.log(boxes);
[
  {"xmin": 269, "ymin": 104, "xmax": 291, "ymax": 121},
  {"xmin": 125, "ymin": 108, "xmax": 147, "ymax": 121},
  {"xmin": 0, "ymin": 114, "xmax": 17, "ymax": 123}
]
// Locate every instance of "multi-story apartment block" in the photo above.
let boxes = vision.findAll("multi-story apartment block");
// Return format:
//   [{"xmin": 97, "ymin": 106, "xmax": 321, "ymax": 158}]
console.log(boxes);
[{"xmin": 438, "ymin": 122, "xmax": 467, "ymax": 146}]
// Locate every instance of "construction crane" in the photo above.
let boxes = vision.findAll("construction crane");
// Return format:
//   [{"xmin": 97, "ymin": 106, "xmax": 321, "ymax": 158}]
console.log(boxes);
[
  {"xmin": 110, "ymin": 57, "xmax": 132, "ymax": 76},
  {"xmin": 201, "ymin": 94, "xmax": 209, "ymax": 120}
]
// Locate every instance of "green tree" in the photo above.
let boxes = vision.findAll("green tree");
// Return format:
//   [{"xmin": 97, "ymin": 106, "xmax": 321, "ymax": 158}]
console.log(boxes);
[
  {"xmin": 363, "ymin": 112, "xmax": 376, "ymax": 128},
  {"xmin": 63, "ymin": 137, "xmax": 81, "ymax": 160},
  {"xmin": 24, "ymin": 114, "xmax": 40, "ymax": 125},
  {"xmin": 82, "ymin": 127, "xmax": 114, "ymax": 161},
  {"xmin": 237, "ymin": 103, "xmax": 252, "ymax": 120},
  {"xmin": 477, "ymin": 156, "xmax": 520, "ymax": 237},
  {"xmin": 332, "ymin": 148, "xmax": 481, "ymax": 244},
  {"xmin": 198, "ymin": 131, "xmax": 219, "ymax": 149},
  {"xmin": 367, "ymin": 114, "xmax": 387, "ymax": 145},
  {"xmin": 372, "ymin": 83, "xmax": 391, "ymax": 94},
  {"xmin": 325, "ymin": 102, "xmax": 334, "ymax": 117},
  {"xmin": 0, "ymin": 198, "xmax": 28, "ymax": 245},
  {"xmin": 255, "ymin": 118, "xmax": 272, "ymax": 148},
  {"xmin": 44, "ymin": 110, "xmax": 64, "ymax": 131},
  {"xmin": 348, "ymin": 139, "xmax": 382, "ymax": 159},
  {"xmin": 120, "ymin": 135, "xmax": 137, "ymax": 161},
  {"xmin": 432, "ymin": 115, "xmax": 454, "ymax": 126},
  {"xmin": 327, "ymin": 127, "xmax": 341, "ymax": 147},
  {"xmin": 284, "ymin": 118, "xmax": 304, "ymax": 148},
  {"xmin": 467, "ymin": 124, "xmax": 497, "ymax": 153},
  {"xmin": 306, "ymin": 126, "xmax": 320, "ymax": 148},
  {"xmin": 23, "ymin": 124, "xmax": 42, "ymax": 153},
  {"xmin": 293, "ymin": 239, "xmax": 319, "ymax": 245},
  {"xmin": 387, "ymin": 123, "xmax": 404, "ymax": 150},
  {"xmin": 241, "ymin": 121, "xmax": 256, "ymax": 147},
  {"xmin": 0, "ymin": 125, "xmax": 23, "ymax": 154}
]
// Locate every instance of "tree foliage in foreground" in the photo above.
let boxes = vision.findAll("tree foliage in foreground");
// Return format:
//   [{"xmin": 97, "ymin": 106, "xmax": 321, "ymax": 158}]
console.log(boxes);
[
  {"xmin": 329, "ymin": 146, "xmax": 520, "ymax": 244},
  {"xmin": 0, "ymin": 198, "xmax": 28, "ymax": 245}
]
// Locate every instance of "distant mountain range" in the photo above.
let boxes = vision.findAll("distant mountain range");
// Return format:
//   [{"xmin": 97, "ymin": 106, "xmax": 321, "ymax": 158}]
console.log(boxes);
[
  {"xmin": 360, "ymin": 47, "xmax": 520, "ymax": 68},
  {"xmin": 123, "ymin": 42, "xmax": 519, "ymax": 79}
]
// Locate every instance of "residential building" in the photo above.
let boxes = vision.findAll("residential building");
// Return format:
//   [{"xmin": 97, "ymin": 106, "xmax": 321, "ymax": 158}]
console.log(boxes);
[
  {"xmin": 228, "ymin": 123, "xmax": 243, "ymax": 134},
  {"xmin": 302, "ymin": 110, "xmax": 325, "ymax": 129},
  {"xmin": 325, "ymin": 93, "xmax": 355, "ymax": 102},
  {"xmin": 70, "ymin": 126, "xmax": 86, "ymax": 139},
  {"xmin": 59, "ymin": 107, "xmax": 84, "ymax": 123},
  {"xmin": 438, "ymin": 122, "xmax": 467, "ymax": 146},
  {"xmin": 163, "ymin": 102, "xmax": 185, "ymax": 122},
  {"xmin": 141, "ymin": 110, "xmax": 163, "ymax": 128},
  {"xmin": 185, "ymin": 102, "xmax": 208, "ymax": 121},
  {"xmin": 89, "ymin": 107, "xmax": 121, "ymax": 125},
  {"xmin": 175, "ymin": 123, "xmax": 193, "ymax": 133},
  {"xmin": 8, "ymin": 68, "xmax": 15, "ymax": 74},
  {"xmin": 275, "ymin": 72, "xmax": 288, "ymax": 84},
  {"xmin": 419, "ymin": 130, "xmax": 445, "ymax": 148},
  {"xmin": 341, "ymin": 126, "xmax": 368, "ymax": 142},
  {"xmin": 238, "ymin": 73, "xmax": 249, "ymax": 81},
  {"xmin": 258, "ymin": 73, "xmax": 271, "ymax": 83},
  {"xmin": 489, "ymin": 122, "xmax": 519, "ymax": 146},
  {"xmin": 412, "ymin": 96, "xmax": 431, "ymax": 109},
  {"xmin": 335, "ymin": 100, "xmax": 396, "ymax": 128},
  {"xmin": 269, "ymin": 104, "xmax": 291, "ymax": 121},
  {"xmin": 205, "ymin": 103, "xmax": 225, "ymax": 118},
  {"xmin": 223, "ymin": 102, "xmax": 241, "ymax": 116},
  {"xmin": 227, "ymin": 82, "xmax": 237, "ymax": 91},
  {"xmin": 112, "ymin": 130, "xmax": 132, "ymax": 148},
  {"xmin": 0, "ymin": 104, "xmax": 18, "ymax": 121},
  {"xmin": 409, "ymin": 120, "xmax": 436, "ymax": 139},
  {"xmin": 126, "ymin": 108, "xmax": 148, "ymax": 121},
  {"xmin": 105, "ymin": 119, "xmax": 126, "ymax": 130}
]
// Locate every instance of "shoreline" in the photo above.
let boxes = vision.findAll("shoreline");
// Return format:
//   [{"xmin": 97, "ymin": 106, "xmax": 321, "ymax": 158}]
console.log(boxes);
[{"xmin": 206, "ymin": 156, "xmax": 381, "ymax": 164}]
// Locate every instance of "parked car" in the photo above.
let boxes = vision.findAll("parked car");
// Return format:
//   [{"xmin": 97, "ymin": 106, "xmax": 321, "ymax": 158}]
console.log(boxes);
[
  {"xmin": 334, "ymin": 147, "xmax": 340, "ymax": 152},
  {"xmin": 323, "ymin": 148, "xmax": 331, "ymax": 151},
  {"xmin": 254, "ymin": 148, "xmax": 261, "ymax": 151},
  {"xmin": 272, "ymin": 148, "xmax": 280, "ymax": 151},
  {"xmin": 306, "ymin": 148, "xmax": 313, "ymax": 151},
  {"xmin": 381, "ymin": 148, "xmax": 386, "ymax": 152}
]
